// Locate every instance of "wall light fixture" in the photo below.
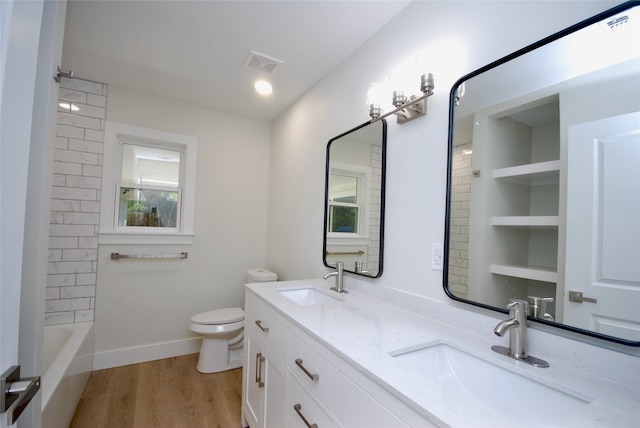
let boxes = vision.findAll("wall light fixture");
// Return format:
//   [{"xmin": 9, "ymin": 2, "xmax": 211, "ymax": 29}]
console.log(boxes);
[{"xmin": 367, "ymin": 71, "xmax": 435, "ymax": 124}]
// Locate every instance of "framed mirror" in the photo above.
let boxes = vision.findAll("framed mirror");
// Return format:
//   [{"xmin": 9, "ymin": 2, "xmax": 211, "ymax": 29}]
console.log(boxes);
[
  {"xmin": 323, "ymin": 119, "xmax": 387, "ymax": 277},
  {"xmin": 444, "ymin": 1, "xmax": 640, "ymax": 346}
]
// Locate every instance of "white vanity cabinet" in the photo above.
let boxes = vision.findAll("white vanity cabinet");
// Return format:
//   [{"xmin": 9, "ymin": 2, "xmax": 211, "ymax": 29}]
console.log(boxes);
[
  {"xmin": 242, "ymin": 292, "xmax": 289, "ymax": 428},
  {"xmin": 242, "ymin": 290, "xmax": 433, "ymax": 428}
]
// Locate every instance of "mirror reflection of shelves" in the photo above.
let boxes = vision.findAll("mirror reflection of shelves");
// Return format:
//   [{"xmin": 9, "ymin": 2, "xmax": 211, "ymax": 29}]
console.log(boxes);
[{"xmin": 469, "ymin": 94, "xmax": 561, "ymax": 312}]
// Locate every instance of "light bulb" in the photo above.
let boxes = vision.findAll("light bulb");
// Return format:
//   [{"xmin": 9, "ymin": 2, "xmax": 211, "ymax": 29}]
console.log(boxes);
[{"xmin": 254, "ymin": 80, "xmax": 273, "ymax": 96}]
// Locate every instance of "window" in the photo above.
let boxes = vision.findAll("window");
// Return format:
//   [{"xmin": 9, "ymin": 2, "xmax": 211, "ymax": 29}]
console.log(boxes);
[
  {"xmin": 328, "ymin": 174, "xmax": 360, "ymax": 234},
  {"xmin": 100, "ymin": 122, "xmax": 197, "ymax": 244},
  {"xmin": 118, "ymin": 144, "xmax": 181, "ymax": 228},
  {"xmin": 327, "ymin": 165, "xmax": 369, "ymax": 239}
]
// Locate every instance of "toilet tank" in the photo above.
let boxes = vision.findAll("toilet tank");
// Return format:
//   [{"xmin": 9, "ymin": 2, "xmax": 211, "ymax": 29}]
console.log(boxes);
[{"xmin": 247, "ymin": 268, "xmax": 278, "ymax": 283}]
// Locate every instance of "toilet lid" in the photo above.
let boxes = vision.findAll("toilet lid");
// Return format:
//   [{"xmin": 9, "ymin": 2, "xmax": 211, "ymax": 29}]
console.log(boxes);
[{"xmin": 191, "ymin": 307, "xmax": 244, "ymax": 325}]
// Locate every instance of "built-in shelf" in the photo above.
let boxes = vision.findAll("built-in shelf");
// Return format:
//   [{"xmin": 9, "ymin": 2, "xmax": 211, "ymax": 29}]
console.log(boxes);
[
  {"xmin": 490, "ymin": 264, "xmax": 557, "ymax": 283},
  {"xmin": 493, "ymin": 160, "xmax": 560, "ymax": 185},
  {"xmin": 492, "ymin": 216, "xmax": 559, "ymax": 227}
]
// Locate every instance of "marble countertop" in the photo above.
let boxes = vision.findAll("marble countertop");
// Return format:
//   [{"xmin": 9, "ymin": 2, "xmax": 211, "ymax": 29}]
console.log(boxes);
[{"xmin": 246, "ymin": 278, "xmax": 640, "ymax": 428}]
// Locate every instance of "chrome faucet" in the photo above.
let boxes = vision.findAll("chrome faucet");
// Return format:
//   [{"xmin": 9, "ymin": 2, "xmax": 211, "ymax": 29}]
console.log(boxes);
[
  {"xmin": 323, "ymin": 261, "xmax": 347, "ymax": 293},
  {"xmin": 492, "ymin": 299, "xmax": 549, "ymax": 368}
]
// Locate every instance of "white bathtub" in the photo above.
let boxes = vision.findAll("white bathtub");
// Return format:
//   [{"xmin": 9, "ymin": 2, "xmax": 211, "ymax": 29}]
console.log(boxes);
[{"xmin": 42, "ymin": 322, "xmax": 94, "ymax": 428}]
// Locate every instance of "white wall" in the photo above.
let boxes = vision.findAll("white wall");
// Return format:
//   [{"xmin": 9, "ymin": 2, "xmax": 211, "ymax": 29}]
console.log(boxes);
[
  {"xmin": 267, "ymin": 1, "xmax": 620, "ymax": 298},
  {"xmin": 94, "ymin": 86, "xmax": 270, "ymax": 367}
]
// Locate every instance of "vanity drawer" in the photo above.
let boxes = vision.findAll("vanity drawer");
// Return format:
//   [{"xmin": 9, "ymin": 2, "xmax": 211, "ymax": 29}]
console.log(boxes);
[
  {"xmin": 246, "ymin": 293, "xmax": 289, "ymax": 362},
  {"xmin": 290, "ymin": 333, "xmax": 337, "ymax": 412},
  {"xmin": 288, "ymin": 376, "xmax": 336, "ymax": 428}
]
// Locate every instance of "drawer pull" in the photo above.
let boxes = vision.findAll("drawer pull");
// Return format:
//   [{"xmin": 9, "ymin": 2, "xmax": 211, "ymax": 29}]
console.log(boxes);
[
  {"xmin": 256, "ymin": 353, "xmax": 265, "ymax": 388},
  {"xmin": 293, "ymin": 403, "xmax": 318, "ymax": 428},
  {"xmin": 255, "ymin": 320, "xmax": 269, "ymax": 333},
  {"xmin": 295, "ymin": 358, "xmax": 319, "ymax": 382}
]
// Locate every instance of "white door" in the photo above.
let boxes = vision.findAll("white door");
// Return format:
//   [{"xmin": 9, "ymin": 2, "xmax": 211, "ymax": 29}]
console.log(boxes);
[
  {"xmin": 1, "ymin": 1, "xmax": 65, "ymax": 426},
  {"xmin": 564, "ymin": 111, "xmax": 640, "ymax": 342}
]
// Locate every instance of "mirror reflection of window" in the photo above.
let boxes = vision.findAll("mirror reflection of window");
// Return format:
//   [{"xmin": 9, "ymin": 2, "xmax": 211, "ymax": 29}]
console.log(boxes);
[
  {"xmin": 118, "ymin": 143, "xmax": 182, "ymax": 228},
  {"xmin": 328, "ymin": 173, "xmax": 360, "ymax": 234}
]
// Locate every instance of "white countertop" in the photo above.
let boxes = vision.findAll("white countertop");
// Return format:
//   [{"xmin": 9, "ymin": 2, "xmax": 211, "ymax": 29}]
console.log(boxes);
[{"xmin": 246, "ymin": 278, "xmax": 640, "ymax": 428}]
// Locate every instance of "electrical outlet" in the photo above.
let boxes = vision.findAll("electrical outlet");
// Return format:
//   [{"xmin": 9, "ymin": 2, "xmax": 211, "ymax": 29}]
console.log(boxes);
[{"xmin": 432, "ymin": 243, "xmax": 444, "ymax": 270}]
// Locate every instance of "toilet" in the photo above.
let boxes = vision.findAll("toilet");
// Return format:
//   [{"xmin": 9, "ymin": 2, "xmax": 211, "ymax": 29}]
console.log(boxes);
[{"xmin": 189, "ymin": 268, "xmax": 278, "ymax": 373}]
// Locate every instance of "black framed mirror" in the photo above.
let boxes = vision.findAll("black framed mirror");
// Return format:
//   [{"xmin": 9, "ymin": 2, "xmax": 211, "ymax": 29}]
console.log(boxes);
[
  {"xmin": 323, "ymin": 119, "xmax": 387, "ymax": 277},
  {"xmin": 444, "ymin": 1, "xmax": 640, "ymax": 346}
]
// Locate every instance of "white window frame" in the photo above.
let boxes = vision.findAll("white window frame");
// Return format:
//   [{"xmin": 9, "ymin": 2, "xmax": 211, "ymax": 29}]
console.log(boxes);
[
  {"xmin": 99, "ymin": 122, "xmax": 197, "ymax": 244},
  {"xmin": 327, "ymin": 162, "xmax": 370, "ymax": 241}
]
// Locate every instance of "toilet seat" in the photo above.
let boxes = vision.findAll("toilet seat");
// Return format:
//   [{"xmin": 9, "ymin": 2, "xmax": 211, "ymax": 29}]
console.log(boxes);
[{"xmin": 191, "ymin": 307, "xmax": 244, "ymax": 325}]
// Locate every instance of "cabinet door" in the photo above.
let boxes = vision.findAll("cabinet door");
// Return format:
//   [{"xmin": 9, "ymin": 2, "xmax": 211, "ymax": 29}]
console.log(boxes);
[
  {"xmin": 264, "ymin": 346, "xmax": 287, "ymax": 428},
  {"xmin": 243, "ymin": 333, "xmax": 264, "ymax": 428},
  {"xmin": 336, "ymin": 373, "xmax": 408, "ymax": 428}
]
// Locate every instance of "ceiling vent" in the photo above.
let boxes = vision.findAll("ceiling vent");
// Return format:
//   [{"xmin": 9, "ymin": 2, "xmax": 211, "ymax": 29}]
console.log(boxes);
[{"xmin": 243, "ymin": 50, "xmax": 284, "ymax": 74}]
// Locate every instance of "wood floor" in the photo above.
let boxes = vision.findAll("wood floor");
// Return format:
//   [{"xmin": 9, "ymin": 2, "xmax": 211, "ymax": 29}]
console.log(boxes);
[{"xmin": 70, "ymin": 354, "xmax": 243, "ymax": 428}]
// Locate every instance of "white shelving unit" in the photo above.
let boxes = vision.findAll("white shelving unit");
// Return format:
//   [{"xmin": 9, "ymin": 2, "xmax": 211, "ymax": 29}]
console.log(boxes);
[{"xmin": 467, "ymin": 94, "xmax": 561, "ymax": 310}]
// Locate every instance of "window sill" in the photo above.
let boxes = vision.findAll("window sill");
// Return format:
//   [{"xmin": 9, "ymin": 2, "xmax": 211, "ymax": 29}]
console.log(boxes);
[{"xmin": 98, "ymin": 230, "xmax": 194, "ymax": 245}]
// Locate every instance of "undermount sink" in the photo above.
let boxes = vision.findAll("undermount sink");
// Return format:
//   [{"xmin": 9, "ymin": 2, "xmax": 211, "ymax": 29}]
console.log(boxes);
[
  {"xmin": 278, "ymin": 287, "xmax": 341, "ymax": 306},
  {"xmin": 390, "ymin": 342, "xmax": 592, "ymax": 425}
]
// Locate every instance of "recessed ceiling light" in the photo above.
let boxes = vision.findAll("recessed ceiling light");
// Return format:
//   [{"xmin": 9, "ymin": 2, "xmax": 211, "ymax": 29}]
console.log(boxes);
[
  {"xmin": 254, "ymin": 80, "xmax": 273, "ymax": 96},
  {"xmin": 59, "ymin": 102, "xmax": 80, "ymax": 111}
]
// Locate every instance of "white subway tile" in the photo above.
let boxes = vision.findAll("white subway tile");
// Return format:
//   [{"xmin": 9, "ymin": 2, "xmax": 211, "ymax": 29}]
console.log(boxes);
[
  {"xmin": 48, "ymin": 261, "xmax": 93, "ymax": 275},
  {"xmin": 74, "ymin": 310, "xmax": 94, "ymax": 322},
  {"xmin": 84, "ymin": 129, "xmax": 105, "ymax": 143},
  {"xmin": 76, "ymin": 273, "xmax": 97, "ymax": 285},
  {"xmin": 55, "ymin": 137, "xmax": 68, "ymax": 149},
  {"xmin": 50, "ymin": 199, "xmax": 81, "ymax": 212},
  {"xmin": 47, "ymin": 273, "xmax": 76, "ymax": 286},
  {"xmin": 61, "ymin": 285, "xmax": 95, "ymax": 298},
  {"xmin": 48, "ymin": 237, "xmax": 79, "ymax": 249},
  {"xmin": 56, "ymin": 124, "xmax": 84, "ymax": 139},
  {"xmin": 58, "ymin": 88, "xmax": 87, "ymax": 104},
  {"xmin": 46, "ymin": 298, "xmax": 90, "ymax": 312},
  {"xmin": 87, "ymin": 93, "xmax": 106, "ymax": 108},
  {"xmin": 45, "ymin": 312, "xmax": 74, "ymax": 325},
  {"xmin": 80, "ymin": 201, "xmax": 101, "ymax": 213},
  {"xmin": 54, "ymin": 149, "xmax": 99, "ymax": 165},
  {"xmin": 68, "ymin": 138, "xmax": 103, "ymax": 155},
  {"xmin": 48, "ymin": 249, "xmax": 62, "ymax": 262},
  {"xmin": 51, "ymin": 186, "xmax": 97, "ymax": 201},
  {"xmin": 53, "ymin": 161, "xmax": 83, "ymax": 175},
  {"xmin": 62, "ymin": 248, "xmax": 98, "ymax": 262},
  {"xmin": 52, "ymin": 174, "xmax": 66, "ymax": 187},
  {"xmin": 66, "ymin": 175, "xmax": 102, "ymax": 189},
  {"xmin": 82, "ymin": 164, "xmax": 103, "ymax": 178},
  {"xmin": 46, "ymin": 287, "xmax": 60, "ymax": 300},
  {"xmin": 72, "ymin": 103, "xmax": 106, "ymax": 120},
  {"xmin": 49, "ymin": 224, "xmax": 96, "ymax": 237},
  {"xmin": 50, "ymin": 212, "xmax": 64, "ymax": 224},
  {"xmin": 63, "ymin": 212, "xmax": 100, "ymax": 226},
  {"xmin": 78, "ymin": 236, "xmax": 98, "ymax": 249},
  {"xmin": 61, "ymin": 78, "xmax": 103, "ymax": 95}
]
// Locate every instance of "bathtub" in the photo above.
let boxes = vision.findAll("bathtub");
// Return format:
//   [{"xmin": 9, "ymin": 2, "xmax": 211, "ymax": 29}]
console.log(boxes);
[{"xmin": 42, "ymin": 322, "xmax": 94, "ymax": 428}]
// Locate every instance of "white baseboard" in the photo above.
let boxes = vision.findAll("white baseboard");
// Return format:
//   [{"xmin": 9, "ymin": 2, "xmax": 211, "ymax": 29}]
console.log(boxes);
[{"xmin": 93, "ymin": 337, "xmax": 202, "ymax": 370}]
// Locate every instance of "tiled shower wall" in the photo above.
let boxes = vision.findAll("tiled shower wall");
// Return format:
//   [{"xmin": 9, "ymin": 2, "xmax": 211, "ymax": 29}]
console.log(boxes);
[
  {"xmin": 448, "ymin": 143, "xmax": 472, "ymax": 298},
  {"xmin": 367, "ymin": 144, "xmax": 382, "ymax": 273},
  {"xmin": 45, "ymin": 78, "xmax": 107, "ymax": 325}
]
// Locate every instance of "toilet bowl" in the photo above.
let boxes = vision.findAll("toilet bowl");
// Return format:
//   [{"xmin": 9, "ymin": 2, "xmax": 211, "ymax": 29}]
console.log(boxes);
[{"xmin": 189, "ymin": 268, "xmax": 277, "ymax": 373}]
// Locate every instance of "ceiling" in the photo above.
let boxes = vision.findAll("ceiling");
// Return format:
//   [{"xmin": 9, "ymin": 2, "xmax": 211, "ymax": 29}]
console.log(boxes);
[{"xmin": 62, "ymin": 1, "xmax": 411, "ymax": 121}]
